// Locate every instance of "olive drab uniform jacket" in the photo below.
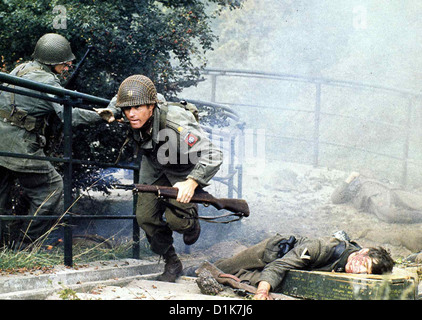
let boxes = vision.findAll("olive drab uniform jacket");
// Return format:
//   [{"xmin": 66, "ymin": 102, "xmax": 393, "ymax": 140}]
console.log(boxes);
[
  {"xmin": 0, "ymin": 61, "xmax": 103, "ymax": 173},
  {"xmin": 215, "ymin": 234, "xmax": 361, "ymax": 292},
  {"xmin": 109, "ymin": 96, "xmax": 223, "ymax": 188},
  {"xmin": 137, "ymin": 103, "xmax": 222, "ymax": 188}
]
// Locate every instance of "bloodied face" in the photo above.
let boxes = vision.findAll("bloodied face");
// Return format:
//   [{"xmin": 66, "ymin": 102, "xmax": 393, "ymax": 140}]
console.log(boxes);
[{"xmin": 345, "ymin": 249, "xmax": 374, "ymax": 274}]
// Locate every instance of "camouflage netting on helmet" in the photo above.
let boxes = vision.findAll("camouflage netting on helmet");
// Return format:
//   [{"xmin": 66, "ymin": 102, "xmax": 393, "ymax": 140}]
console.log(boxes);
[
  {"xmin": 116, "ymin": 75, "xmax": 158, "ymax": 108},
  {"xmin": 32, "ymin": 33, "xmax": 76, "ymax": 65}
]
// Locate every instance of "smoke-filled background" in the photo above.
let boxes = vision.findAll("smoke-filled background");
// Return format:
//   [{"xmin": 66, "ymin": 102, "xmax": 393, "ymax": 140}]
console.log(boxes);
[
  {"xmin": 73, "ymin": 0, "xmax": 422, "ymax": 260},
  {"xmin": 201, "ymin": 0, "xmax": 422, "ymax": 88},
  {"xmin": 180, "ymin": 0, "xmax": 422, "ymax": 180},
  {"xmin": 175, "ymin": 0, "xmax": 422, "ymax": 259}
]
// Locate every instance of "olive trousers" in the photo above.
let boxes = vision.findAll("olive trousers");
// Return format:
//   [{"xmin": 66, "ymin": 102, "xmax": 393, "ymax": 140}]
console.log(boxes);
[
  {"xmin": 136, "ymin": 175, "xmax": 198, "ymax": 255},
  {"xmin": 0, "ymin": 165, "xmax": 63, "ymax": 244}
]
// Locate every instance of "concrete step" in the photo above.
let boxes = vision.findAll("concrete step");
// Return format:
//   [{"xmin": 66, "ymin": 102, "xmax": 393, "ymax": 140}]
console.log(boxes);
[
  {"xmin": 45, "ymin": 276, "xmax": 242, "ymax": 300},
  {"xmin": 0, "ymin": 258, "xmax": 204, "ymax": 300}
]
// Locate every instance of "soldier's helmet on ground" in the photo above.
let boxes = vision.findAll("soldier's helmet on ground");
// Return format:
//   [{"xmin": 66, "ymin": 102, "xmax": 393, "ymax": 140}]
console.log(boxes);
[
  {"xmin": 115, "ymin": 75, "xmax": 158, "ymax": 108},
  {"xmin": 32, "ymin": 33, "xmax": 76, "ymax": 65}
]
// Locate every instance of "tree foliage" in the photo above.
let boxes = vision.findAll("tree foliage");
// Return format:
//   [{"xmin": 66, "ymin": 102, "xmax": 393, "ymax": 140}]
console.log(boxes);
[
  {"xmin": 0, "ymin": 0, "xmax": 242, "ymax": 96},
  {"xmin": 0, "ymin": 0, "xmax": 241, "ymax": 193}
]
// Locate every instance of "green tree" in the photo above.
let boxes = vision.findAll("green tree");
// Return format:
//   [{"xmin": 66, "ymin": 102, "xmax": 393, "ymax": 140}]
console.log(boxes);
[
  {"xmin": 0, "ymin": 0, "xmax": 241, "ymax": 193},
  {"xmin": 0, "ymin": 0, "xmax": 241, "ymax": 96}
]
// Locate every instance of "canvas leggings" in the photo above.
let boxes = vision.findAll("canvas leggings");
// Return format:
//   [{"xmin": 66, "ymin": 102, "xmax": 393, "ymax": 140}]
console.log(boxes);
[
  {"xmin": 136, "ymin": 175, "xmax": 198, "ymax": 255},
  {"xmin": 0, "ymin": 165, "xmax": 63, "ymax": 244}
]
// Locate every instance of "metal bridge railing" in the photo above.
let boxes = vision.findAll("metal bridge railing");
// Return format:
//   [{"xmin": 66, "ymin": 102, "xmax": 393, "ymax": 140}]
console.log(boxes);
[
  {"xmin": 186, "ymin": 99, "xmax": 245, "ymax": 199},
  {"xmin": 201, "ymin": 68, "xmax": 421, "ymax": 186},
  {"xmin": 0, "ymin": 71, "xmax": 244, "ymax": 266},
  {"xmin": 0, "ymin": 71, "xmax": 140, "ymax": 266}
]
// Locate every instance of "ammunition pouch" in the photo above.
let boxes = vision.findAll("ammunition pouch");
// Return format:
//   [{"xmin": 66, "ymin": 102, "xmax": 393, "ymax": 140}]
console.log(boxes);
[
  {"xmin": 0, "ymin": 106, "xmax": 47, "ymax": 148},
  {"xmin": 0, "ymin": 106, "xmax": 44, "ymax": 133}
]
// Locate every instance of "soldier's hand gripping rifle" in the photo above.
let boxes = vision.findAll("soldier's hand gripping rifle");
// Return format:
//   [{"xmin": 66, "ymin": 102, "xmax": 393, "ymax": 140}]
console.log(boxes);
[{"xmin": 113, "ymin": 183, "xmax": 250, "ymax": 222}]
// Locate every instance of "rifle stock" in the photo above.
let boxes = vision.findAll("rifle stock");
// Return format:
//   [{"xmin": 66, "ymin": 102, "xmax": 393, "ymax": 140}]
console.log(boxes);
[{"xmin": 113, "ymin": 183, "xmax": 249, "ymax": 217}]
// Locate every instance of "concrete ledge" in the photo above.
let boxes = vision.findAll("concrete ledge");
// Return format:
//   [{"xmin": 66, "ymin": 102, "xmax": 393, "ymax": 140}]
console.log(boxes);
[
  {"xmin": 0, "ymin": 273, "xmax": 158, "ymax": 300},
  {"xmin": 2, "ymin": 258, "xmax": 419, "ymax": 300},
  {"xmin": 0, "ymin": 259, "xmax": 157, "ymax": 294},
  {"xmin": 45, "ymin": 276, "xmax": 241, "ymax": 300},
  {"xmin": 0, "ymin": 258, "xmax": 200, "ymax": 300}
]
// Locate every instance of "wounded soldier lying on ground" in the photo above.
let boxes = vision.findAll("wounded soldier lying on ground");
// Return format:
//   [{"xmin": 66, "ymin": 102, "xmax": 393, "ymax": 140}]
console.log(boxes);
[
  {"xmin": 331, "ymin": 171, "xmax": 422, "ymax": 224},
  {"xmin": 193, "ymin": 232, "xmax": 395, "ymax": 300}
]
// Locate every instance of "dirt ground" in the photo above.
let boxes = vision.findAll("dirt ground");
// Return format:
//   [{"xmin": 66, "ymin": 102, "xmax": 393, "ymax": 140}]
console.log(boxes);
[
  {"xmin": 237, "ymin": 161, "xmax": 422, "ymax": 260},
  {"xmin": 8, "ymin": 161, "xmax": 420, "ymax": 301},
  {"xmin": 191, "ymin": 161, "xmax": 422, "ymax": 263},
  {"xmin": 76, "ymin": 160, "xmax": 422, "ymax": 264}
]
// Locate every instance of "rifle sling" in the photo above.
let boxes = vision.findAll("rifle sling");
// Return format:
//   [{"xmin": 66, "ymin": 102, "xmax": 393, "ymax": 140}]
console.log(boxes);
[{"xmin": 160, "ymin": 199, "xmax": 244, "ymax": 224}]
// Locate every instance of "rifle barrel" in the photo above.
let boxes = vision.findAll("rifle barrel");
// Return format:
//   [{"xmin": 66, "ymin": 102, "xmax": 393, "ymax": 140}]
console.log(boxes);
[
  {"xmin": 65, "ymin": 46, "xmax": 93, "ymax": 88},
  {"xmin": 0, "ymin": 72, "xmax": 110, "ymax": 106}
]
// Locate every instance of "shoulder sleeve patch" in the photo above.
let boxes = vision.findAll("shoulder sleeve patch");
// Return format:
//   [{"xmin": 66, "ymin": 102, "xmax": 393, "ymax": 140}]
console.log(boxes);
[
  {"xmin": 300, "ymin": 248, "xmax": 311, "ymax": 260},
  {"xmin": 184, "ymin": 132, "xmax": 198, "ymax": 147}
]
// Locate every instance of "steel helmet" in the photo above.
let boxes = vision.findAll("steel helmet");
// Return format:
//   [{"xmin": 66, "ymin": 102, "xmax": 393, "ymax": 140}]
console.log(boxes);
[
  {"xmin": 32, "ymin": 33, "xmax": 76, "ymax": 65},
  {"xmin": 116, "ymin": 75, "xmax": 158, "ymax": 108}
]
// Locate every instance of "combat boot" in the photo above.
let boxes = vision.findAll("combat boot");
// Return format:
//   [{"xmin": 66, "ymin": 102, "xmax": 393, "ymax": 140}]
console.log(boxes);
[
  {"xmin": 183, "ymin": 219, "xmax": 201, "ymax": 245},
  {"xmin": 157, "ymin": 246, "xmax": 183, "ymax": 282}
]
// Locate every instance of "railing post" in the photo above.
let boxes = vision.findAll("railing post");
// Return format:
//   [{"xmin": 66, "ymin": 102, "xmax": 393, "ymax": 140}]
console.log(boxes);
[
  {"xmin": 237, "ymin": 123, "xmax": 245, "ymax": 199},
  {"xmin": 63, "ymin": 97, "xmax": 74, "ymax": 267},
  {"xmin": 0, "ymin": 219, "xmax": 3, "ymax": 247},
  {"xmin": 401, "ymin": 97, "xmax": 413, "ymax": 186},
  {"xmin": 228, "ymin": 136, "xmax": 235, "ymax": 198},
  {"xmin": 210, "ymin": 74, "xmax": 217, "ymax": 103},
  {"xmin": 313, "ymin": 82, "xmax": 322, "ymax": 167},
  {"xmin": 132, "ymin": 169, "xmax": 140, "ymax": 259}
]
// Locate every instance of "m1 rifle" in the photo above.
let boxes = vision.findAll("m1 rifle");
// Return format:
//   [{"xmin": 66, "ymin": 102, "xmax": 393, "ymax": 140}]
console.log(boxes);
[
  {"xmin": 64, "ymin": 45, "xmax": 93, "ymax": 89},
  {"xmin": 43, "ymin": 46, "xmax": 95, "ymax": 154},
  {"xmin": 113, "ymin": 183, "xmax": 250, "ymax": 222}
]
